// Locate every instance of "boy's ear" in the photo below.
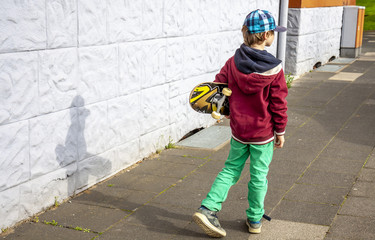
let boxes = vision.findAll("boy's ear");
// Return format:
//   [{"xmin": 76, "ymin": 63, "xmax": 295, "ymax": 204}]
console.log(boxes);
[
  {"xmin": 264, "ymin": 31, "xmax": 273, "ymax": 40},
  {"xmin": 263, "ymin": 32, "xmax": 268, "ymax": 40}
]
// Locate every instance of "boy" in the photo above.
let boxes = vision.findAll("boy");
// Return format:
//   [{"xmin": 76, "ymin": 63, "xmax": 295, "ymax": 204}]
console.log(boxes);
[{"xmin": 192, "ymin": 9, "xmax": 288, "ymax": 237}]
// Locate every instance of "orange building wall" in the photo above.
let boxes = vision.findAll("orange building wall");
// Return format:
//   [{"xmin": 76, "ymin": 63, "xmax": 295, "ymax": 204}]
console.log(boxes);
[
  {"xmin": 355, "ymin": 8, "xmax": 365, "ymax": 48},
  {"xmin": 289, "ymin": 0, "xmax": 356, "ymax": 8}
]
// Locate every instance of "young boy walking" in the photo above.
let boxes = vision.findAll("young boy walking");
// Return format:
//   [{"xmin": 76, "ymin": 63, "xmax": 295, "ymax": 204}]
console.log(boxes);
[{"xmin": 192, "ymin": 9, "xmax": 288, "ymax": 237}]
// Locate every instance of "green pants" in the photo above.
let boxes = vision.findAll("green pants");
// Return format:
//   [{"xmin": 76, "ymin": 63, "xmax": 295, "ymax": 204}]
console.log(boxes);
[{"xmin": 201, "ymin": 138, "xmax": 274, "ymax": 221}]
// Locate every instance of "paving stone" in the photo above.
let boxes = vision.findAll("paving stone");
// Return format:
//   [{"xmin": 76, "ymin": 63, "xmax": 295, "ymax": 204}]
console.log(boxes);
[
  {"xmin": 175, "ymin": 170, "xmax": 218, "ymax": 192},
  {"xmin": 195, "ymin": 158, "xmax": 227, "ymax": 174},
  {"xmin": 316, "ymin": 64, "xmax": 346, "ymax": 73},
  {"xmin": 2, "ymin": 222, "xmax": 97, "ymax": 240},
  {"xmin": 283, "ymin": 127, "xmax": 332, "ymax": 153},
  {"xmin": 365, "ymin": 152, "xmax": 375, "ymax": 169},
  {"xmin": 97, "ymin": 221, "xmax": 180, "ymax": 240},
  {"xmin": 159, "ymin": 152, "xmax": 208, "ymax": 166},
  {"xmin": 313, "ymin": 108, "xmax": 354, "ymax": 130},
  {"xmin": 287, "ymin": 94, "xmax": 318, "ymax": 108},
  {"xmin": 340, "ymin": 83, "xmax": 375, "ymax": 102},
  {"xmin": 340, "ymin": 196, "xmax": 375, "ymax": 218},
  {"xmin": 309, "ymin": 117, "xmax": 344, "ymax": 135},
  {"xmin": 271, "ymin": 200, "xmax": 339, "ymax": 226},
  {"xmin": 176, "ymin": 126, "xmax": 231, "ymax": 150},
  {"xmin": 286, "ymin": 106, "xmax": 317, "ymax": 128},
  {"xmin": 208, "ymin": 142, "xmax": 231, "ymax": 161},
  {"xmin": 246, "ymin": 219, "xmax": 329, "ymax": 240},
  {"xmin": 319, "ymin": 143, "xmax": 372, "ymax": 162},
  {"xmin": 161, "ymin": 147, "xmax": 213, "ymax": 159},
  {"xmin": 336, "ymin": 130, "xmax": 375, "ymax": 147},
  {"xmin": 329, "ymin": 57, "xmax": 355, "ymax": 64},
  {"xmin": 272, "ymin": 145, "xmax": 318, "ymax": 165},
  {"xmin": 321, "ymin": 87, "xmax": 368, "ymax": 111},
  {"xmin": 284, "ymin": 183, "xmax": 347, "ymax": 205},
  {"xmin": 286, "ymin": 97, "xmax": 310, "ymax": 107},
  {"xmin": 309, "ymin": 157, "xmax": 364, "ymax": 175},
  {"xmin": 125, "ymin": 157, "xmax": 199, "ymax": 179},
  {"xmin": 341, "ymin": 117, "xmax": 375, "ymax": 141},
  {"xmin": 284, "ymin": 124, "xmax": 299, "ymax": 136},
  {"xmin": 268, "ymin": 158, "xmax": 308, "ymax": 176},
  {"xmin": 104, "ymin": 171, "xmax": 179, "ymax": 194},
  {"xmin": 297, "ymin": 169, "xmax": 356, "ymax": 188},
  {"xmin": 320, "ymin": 136, "xmax": 373, "ymax": 160},
  {"xmin": 170, "ymin": 221, "xmax": 215, "ymax": 240},
  {"xmin": 297, "ymin": 82, "xmax": 348, "ymax": 106},
  {"xmin": 150, "ymin": 185, "xmax": 207, "ymax": 209},
  {"xmin": 295, "ymin": 122, "xmax": 339, "ymax": 146},
  {"xmin": 338, "ymin": 109, "xmax": 375, "ymax": 146},
  {"xmin": 122, "ymin": 203, "xmax": 192, "ymax": 233},
  {"xmin": 357, "ymin": 96, "xmax": 375, "ymax": 112},
  {"xmin": 124, "ymin": 174, "xmax": 180, "ymax": 193},
  {"xmin": 326, "ymin": 215, "xmax": 375, "ymax": 239},
  {"xmin": 341, "ymin": 60, "xmax": 375, "ymax": 73},
  {"xmin": 73, "ymin": 185, "xmax": 157, "ymax": 211},
  {"xmin": 38, "ymin": 202, "xmax": 129, "ymax": 233},
  {"xmin": 267, "ymin": 173, "xmax": 300, "ymax": 191},
  {"xmin": 263, "ymin": 187, "xmax": 289, "ymax": 213},
  {"xmin": 355, "ymin": 65, "xmax": 375, "ymax": 84},
  {"xmin": 369, "ymin": 90, "xmax": 375, "ymax": 100},
  {"xmin": 287, "ymin": 86, "xmax": 317, "ymax": 99},
  {"xmin": 328, "ymin": 72, "xmax": 363, "ymax": 82},
  {"xmin": 298, "ymin": 72, "xmax": 336, "ymax": 82},
  {"xmin": 290, "ymin": 94, "xmax": 328, "ymax": 108},
  {"xmin": 358, "ymin": 168, "xmax": 375, "ymax": 182},
  {"xmin": 221, "ymin": 198, "xmax": 249, "ymax": 220},
  {"xmin": 350, "ymin": 181, "xmax": 375, "ymax": 197}
]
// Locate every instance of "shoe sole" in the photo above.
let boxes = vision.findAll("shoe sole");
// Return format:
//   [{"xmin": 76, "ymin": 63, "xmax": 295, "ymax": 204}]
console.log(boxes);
[
  {"xmin": 192, "ymin": 212, "xmax": 226, "ymax": 238},
  {"xmin": 246, "ymin": 220, "xmax": 261, "ymax": 234}
]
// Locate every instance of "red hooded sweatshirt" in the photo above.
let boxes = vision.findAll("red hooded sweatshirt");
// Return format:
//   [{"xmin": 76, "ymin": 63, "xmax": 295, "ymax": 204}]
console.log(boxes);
[{"xmin": 214, "ymin": 44, "xmax": 288, "ymax": 145}]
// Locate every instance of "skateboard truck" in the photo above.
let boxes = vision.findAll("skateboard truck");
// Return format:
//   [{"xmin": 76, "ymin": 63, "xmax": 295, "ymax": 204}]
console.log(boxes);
[{"xmin": 211, "ymin": 88, "xmax": 232, "ymax": 120}]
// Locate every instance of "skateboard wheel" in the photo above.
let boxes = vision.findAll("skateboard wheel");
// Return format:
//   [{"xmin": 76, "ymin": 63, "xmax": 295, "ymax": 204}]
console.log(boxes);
[
  {"xmin": 222, "ymin": 88, "xmax": 232, "ymax": 97},
  {"xmin": 211, "ymin": 111, "xmax": 221, "ymax": 120}
]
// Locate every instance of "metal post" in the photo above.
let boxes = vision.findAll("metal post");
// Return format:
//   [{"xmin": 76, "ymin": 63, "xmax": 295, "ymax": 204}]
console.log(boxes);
[{"xmin": 277, "ymin": 0, "xmax": 289, "ymax": 69}]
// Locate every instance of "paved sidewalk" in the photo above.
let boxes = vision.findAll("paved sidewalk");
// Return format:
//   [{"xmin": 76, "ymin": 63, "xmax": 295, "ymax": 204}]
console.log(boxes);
[{"xmin": 3, "ymin": 31, "xmax": 375, "ymax": 240}]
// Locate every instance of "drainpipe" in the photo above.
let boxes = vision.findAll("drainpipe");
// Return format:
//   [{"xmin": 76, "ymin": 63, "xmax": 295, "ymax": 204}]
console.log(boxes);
[{"xmin": 277, "ymin": 0, "xmax": 289, "ymax": 69}]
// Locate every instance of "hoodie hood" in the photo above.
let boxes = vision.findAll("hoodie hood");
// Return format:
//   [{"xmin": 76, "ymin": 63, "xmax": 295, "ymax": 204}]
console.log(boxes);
[
  {"xmin": 234, "ymin": 44, "xmax": 281, "ymax": 74},
  {"xmin": 232, "ymin": 44, "xmax": 282, "ymax": 94}
]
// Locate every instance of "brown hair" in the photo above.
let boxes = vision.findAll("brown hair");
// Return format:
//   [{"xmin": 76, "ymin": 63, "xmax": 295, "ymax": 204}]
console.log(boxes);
[{"xmin": 241, "ymin": 26, "xmax": 274, "ymax": 47}]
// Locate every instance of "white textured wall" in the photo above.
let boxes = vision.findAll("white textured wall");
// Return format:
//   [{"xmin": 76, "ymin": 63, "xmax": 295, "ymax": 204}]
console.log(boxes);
[
  {"xmin": 285, "ymin": 7, "xmax": 344, "ymax": 76},
  {"xmin": 0, "ymin": 0, "xmax": 281, "ymax": 230}
]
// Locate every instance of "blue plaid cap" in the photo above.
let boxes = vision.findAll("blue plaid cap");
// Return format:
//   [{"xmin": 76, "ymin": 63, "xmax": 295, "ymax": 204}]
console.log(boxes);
[{"xmin": 244, "ymin": 9, "xmax": 286, "ymax": 34}]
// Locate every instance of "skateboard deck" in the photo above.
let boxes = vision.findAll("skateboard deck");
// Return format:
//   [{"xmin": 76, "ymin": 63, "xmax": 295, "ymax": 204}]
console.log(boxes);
[{"xmin": 189, "ymin": 82, "xmax": 231, "ymax": 119}]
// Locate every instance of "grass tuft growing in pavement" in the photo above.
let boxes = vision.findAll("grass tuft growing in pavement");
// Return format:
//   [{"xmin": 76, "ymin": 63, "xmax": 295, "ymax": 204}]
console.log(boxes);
[{"xmin": 285, "ymin": 74, "xmax": 294, "ymax": 88}]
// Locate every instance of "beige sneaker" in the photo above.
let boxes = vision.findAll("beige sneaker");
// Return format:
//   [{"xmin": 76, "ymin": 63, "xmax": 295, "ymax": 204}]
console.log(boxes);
[
  {"xmin": 193, "ymin": 206, "xmax": 226, "ymax": 238},
  {"xmin": 246, "ymin": 219, "xmax": 262, "ymax": 234}
]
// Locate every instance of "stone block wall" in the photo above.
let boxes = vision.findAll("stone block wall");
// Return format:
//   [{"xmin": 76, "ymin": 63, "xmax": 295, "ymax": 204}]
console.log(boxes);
[
  {"xmin": 285, "ymin": 7, "xmax": 344, "ymax": 76},
  {"xmin": 0, "ymin": 0, "xmax": 280, "ymax": 230}
]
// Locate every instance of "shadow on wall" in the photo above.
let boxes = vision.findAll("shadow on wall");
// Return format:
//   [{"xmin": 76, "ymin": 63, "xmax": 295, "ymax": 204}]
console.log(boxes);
[{"xmin": 55, "ymin": 96, "xmax": 112, "ymax": 197}]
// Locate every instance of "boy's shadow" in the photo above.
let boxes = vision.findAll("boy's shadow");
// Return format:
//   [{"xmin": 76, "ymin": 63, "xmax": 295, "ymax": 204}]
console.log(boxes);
[
  {"xmin": 72, "ymin": 185, "xmax": 247, "ymax": 238},
  {"xmin": 55, "ymin": 96, "xmax": 112, "ymax": 197},
  {"xmin": 54, "ymin": 96, "xmax": 246, "ymax": 238},
  {"xmin": 72, "ymin": 188, "xmax": 206, "ymax": 237}
]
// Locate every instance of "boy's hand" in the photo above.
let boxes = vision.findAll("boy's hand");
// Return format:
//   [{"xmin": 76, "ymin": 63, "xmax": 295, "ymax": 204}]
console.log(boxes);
[
  {"xmin": 225, "ymin": 115, "xmax": 230, "ymax": 119},
  {"xmin": 275, "ymin": 135, "xmax": 285, "ymax": 148}
]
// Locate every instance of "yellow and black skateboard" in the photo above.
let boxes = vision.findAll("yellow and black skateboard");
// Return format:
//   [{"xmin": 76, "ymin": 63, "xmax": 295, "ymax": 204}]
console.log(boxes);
[{"xmin": 189, "ymin": 82, "xmax": 231, "ymax": 119}]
